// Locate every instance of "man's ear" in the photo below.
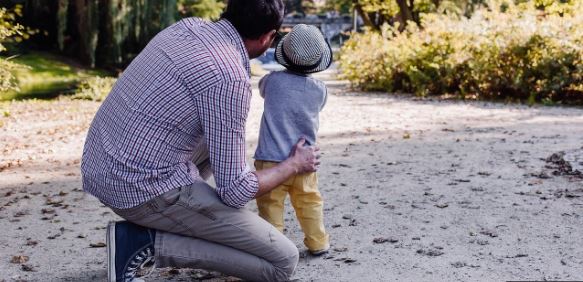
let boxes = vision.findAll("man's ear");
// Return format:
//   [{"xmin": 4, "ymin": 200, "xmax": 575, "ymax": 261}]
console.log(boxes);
[{"xmin": 261, "ymin": 30, "xmax": 277, "ymax": 45}]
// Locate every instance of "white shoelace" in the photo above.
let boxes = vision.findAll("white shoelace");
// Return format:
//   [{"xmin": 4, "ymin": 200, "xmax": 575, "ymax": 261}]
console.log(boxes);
[{"xmin": 125, "ymin": 247, "xmax": 156, "ymax": 282}]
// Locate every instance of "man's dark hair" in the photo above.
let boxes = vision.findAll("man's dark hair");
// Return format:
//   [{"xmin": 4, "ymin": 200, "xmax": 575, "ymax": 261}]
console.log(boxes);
[{"xmin": 221, "ymin": 0, "xmax": 285, "ymax": 39}]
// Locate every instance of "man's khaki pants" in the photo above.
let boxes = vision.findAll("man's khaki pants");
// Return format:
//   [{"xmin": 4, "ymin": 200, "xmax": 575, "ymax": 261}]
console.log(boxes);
[
  {"xmin": 111, "ymin": 142, "xmax": 298, "ymax": 281},
  {"xmin": 112, "ymin": 182, "xmax": 299, "ymax": 281},
  {"xmin": 255, "ymin": 160, "xmax": 330, "ymax": 252}
]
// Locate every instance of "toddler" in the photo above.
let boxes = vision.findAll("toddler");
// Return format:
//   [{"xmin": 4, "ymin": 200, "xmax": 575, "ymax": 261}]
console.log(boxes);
[{"xmin": 254, "ymin": 24, "xmax": 332, "ymax": 255}]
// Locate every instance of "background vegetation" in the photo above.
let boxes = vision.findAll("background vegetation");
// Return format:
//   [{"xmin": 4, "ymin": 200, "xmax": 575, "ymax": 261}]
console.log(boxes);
[
  {"xmin": 1, "ymin": 0, "xmax": 582, "ymax": 105},
  {"xmin": 10, "ymin": 0, "xmax": 199, "ymax": 68},
  {"xmin": 0, "ymin": 0, "xmax": 224, "ymax": 100},
  {"xmin": 0, "ymin": 5, "xmax": 36, "ymax": 93},
  {"xmin": 339, "ymin": 0, "xmax": 583, "ymax": 104}
]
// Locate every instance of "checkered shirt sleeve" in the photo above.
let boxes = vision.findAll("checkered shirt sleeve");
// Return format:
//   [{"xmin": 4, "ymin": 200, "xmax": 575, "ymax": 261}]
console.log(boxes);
[{"xmin": 197, "ymin": 80, "xmax": 259, "ymax": 208}]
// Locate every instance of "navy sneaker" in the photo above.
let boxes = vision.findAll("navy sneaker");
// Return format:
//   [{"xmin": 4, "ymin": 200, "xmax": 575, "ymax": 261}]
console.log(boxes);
[{"xmin": 107, "ymin": 221, "xmax": 156, "ymax": 282}]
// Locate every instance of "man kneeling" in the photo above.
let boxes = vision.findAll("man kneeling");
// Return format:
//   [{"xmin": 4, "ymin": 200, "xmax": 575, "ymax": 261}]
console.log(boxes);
[{"xmin": 80, "ymin": 1, "xmax": 320, "ymax": 281}]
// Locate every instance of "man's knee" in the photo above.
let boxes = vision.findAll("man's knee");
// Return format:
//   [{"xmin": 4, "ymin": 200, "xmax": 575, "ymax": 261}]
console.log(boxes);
[{"xmin": 272, "ymin": 239, "xmax": 299, "ymax": 281}]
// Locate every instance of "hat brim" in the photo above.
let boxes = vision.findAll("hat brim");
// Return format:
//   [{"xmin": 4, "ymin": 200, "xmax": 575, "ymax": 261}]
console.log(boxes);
[{"xmin": 274, "ymin": 33, "xmax": 333, "ymax": 74}]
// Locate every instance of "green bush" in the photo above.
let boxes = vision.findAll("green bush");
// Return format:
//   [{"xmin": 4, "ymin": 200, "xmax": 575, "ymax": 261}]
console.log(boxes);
[
  {"xmin": 71, "ymin": 76, "xmax": 117, "ymax": 102},
  {"xmin": 0, "ymin": 59, "xmax": 24, "ymax": 93},
  {"xmin": 0, "ymin": 5, "xmax": 34, "ymax": 92},
  {"xmin": 339, "ymin": 1, "xmax": 583, "ymax": 104}
]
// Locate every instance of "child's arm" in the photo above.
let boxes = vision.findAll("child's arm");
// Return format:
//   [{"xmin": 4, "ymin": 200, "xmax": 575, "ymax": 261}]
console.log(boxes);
[
  {"xmin": 258, "ymin": 73, "xmax": 270, "ymax": 99},
  {"xmin": 320, "ymin": 85, "xmax": 328, "ymax": 111}
]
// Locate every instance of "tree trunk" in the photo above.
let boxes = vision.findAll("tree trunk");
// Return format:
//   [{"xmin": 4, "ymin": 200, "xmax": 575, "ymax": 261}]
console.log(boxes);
[
  {"xmin": 395, "ymin": 0, "xmax": 413, "ymax": 31},
  {"xmin": 57, "ymin": 0, "xmax": 68, "ymax": 51},
  {"xmin": 20, "ymin": 0, "xmax": 179, "ymax": 68},
  {"xmin": 75, "ymin": 0, "xmax": 99, "ymax": 67},
  {"xmin": 352, "ymin": 0, "xmax": 378, "ymax": 30},
  {"xmin": 410, "ymin": 0, "xmax": 420, "ymax": 24}
]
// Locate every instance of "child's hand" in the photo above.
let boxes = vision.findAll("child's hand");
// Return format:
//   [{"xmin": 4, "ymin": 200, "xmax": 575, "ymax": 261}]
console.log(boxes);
[{"xmin": 288, "ymin": 137, "xmax": 320, "ymax": 174}]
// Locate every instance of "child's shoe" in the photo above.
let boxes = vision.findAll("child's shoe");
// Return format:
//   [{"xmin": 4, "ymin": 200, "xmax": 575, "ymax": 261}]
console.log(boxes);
[{"xmin": 309, "ymin": 246, "xmax": 330, "ymax": 256}]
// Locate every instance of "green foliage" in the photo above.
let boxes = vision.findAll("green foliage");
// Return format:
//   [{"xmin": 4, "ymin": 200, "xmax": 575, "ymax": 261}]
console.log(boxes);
[
  {"xmin": 360, "ymin": 0, "xmax": 401, "ymax": 19},
  {"xmin": 0, "ymin": 5, "xmax": 37, "ymax": 49},
  {"xmin": 0, "ymin": 5, "xmax": 37, "ymax": 93},
  {"xmin": 72, "ymin": 76, "xmax": 117, "ymax": 102},
  {"xmin": 0, "ymin": 52, "xmax": 106, "ymax": 101},
  {"xmin": 102, "ymin": 0, "xmax": 178, "ymax": 67},
  {"xmin": 0, "ymin": 58, "xmax": 25, "ymax": 93},
  {"xmin": 18, "ymin": 0, "xmax": 178, "ymax": 68},
  {"xmin": 178, "ymin": 0, "xmax": 225, "ymax": 20},
  {"xmin": 331, "ymin": 0, "xmax": 489, "ymax": 30},
  {"xmin": 324, "ymin": 0, "xmax": 352, "ymax": 14},
  {"xmin": 339, "ymin": 1, "xmax": 583, "ymax": 104},
  {"xmin": 283, "ymin": 0, "xmax": 305, "ymax": 14}
]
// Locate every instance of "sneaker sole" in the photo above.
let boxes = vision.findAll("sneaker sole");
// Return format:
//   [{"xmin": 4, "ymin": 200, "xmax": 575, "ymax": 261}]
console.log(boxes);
[{"xmin": 107, "ymin": 221, "xmax": 116, "ymax": 282}]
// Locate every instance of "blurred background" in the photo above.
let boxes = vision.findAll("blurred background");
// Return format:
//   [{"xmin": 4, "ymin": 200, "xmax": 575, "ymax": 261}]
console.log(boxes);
[{"xmin": 0, "ymin": 0, "xmax": 581, "ymax": 104}]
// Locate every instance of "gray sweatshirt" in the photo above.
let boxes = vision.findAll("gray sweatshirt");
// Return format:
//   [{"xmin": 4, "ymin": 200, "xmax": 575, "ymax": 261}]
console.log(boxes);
[{"xmin": 254, "ymin": 70, "xmax": 328, "ymax": 162}]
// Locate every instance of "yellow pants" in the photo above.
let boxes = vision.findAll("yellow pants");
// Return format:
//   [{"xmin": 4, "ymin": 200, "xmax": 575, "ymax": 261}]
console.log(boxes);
[{"xmin": 255, "ymin": 160, "xmax": 330, "ymax": 252}]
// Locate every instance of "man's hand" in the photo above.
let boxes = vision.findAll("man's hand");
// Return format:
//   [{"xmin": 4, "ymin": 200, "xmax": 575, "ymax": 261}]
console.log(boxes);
[
  {"xmin": 253, "ymin": 137, "xmax": 321, "ymax": 198},
  {"xmin": 287, "ymin": 138, "xmax": 321, "ymax": 174}
]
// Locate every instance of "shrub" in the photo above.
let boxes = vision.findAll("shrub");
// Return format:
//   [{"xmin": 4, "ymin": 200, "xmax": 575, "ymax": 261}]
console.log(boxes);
[
  {"xmin": 339, "ymin": 1, "xmax": 583, "ymax": 104},
  {"xmin": 0, "ymin": 59, "xmax": 24, "ymax": 92},
  {"xmin": 0, "ymin": 5, "xmax": 33, "ymax": 92},
  {"xmin": 71, "ymin": 76, "xmax": 117, "ymax": 102}
]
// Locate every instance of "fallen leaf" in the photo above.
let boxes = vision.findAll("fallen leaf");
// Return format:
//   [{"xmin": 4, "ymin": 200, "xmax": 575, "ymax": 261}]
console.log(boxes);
[
  {"xmin": 373, "ymin": 237, "xmax": 386, "ymax": 244},
  {"xmin": 10, "ymin": 255, "xmax": 29, "ymax": 264},
  {"xmin": 334, "ymin": 257, "xmax": 357, "ymax": 263},
  {"xmin": 479, "ymin": 229, "xmax": 498, "ymax": 238},
  {"xmin": 342, "ymin": 214, "xmax": 353, "ymax": 220},
  {"xmin": 506, "ymin": 253, "xmax": 528, "ymax": 258},
  {"xmin": 21, "ymin": 264, "xmax": 35, "ymax": 272},
  {"xmin": 435, "ymin": 203, "xmax": 449, "ymax": 208},
  {"xmin": 416, "ymin": 248, "xmax": 444, "ymax": 256},
  {"xmin": 451, "ymin": 261, "xmax": 466, "ymax": 268},
  {"xmin": 13, "ymin": 211, "xmax": 29, "ymax": 218},
  {"xmin": 47, "ymin": 234, "xmax": 60, "ymax": 240},
  {"xmin": 343, "ymin": 258, "xmax": 357, "ymax": 263},
  {"xmin": 25, "ymin": 239, "xmax": 38, "ymax": 246},
  {"xmin": 90, "ymin": 242, "xmax": 106, "ymax": 248},
  {"xmin": 41, "ymin": 208, "xmax": 55, "ymax": 214}
]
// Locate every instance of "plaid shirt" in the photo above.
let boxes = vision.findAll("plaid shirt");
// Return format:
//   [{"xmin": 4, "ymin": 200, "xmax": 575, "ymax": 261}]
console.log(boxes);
[{"xmin": 81, "ymin": 18, "xmax": 258, "ymax": 209}]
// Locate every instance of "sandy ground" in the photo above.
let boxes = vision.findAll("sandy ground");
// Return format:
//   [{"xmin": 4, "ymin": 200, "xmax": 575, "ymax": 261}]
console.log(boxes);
[{"xmin": 1, "ymin": 73, "xmax": 583, "ymax": 281}]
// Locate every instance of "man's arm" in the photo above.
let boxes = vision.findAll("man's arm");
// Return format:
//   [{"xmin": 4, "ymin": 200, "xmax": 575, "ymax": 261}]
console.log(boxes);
[
  {"xmin": 196, "ymin": 80, "xmax": 320, "ymax": 208},
  {"xmin": 196, "ymin": 80, "xmax": 259, "ymax": 208}
]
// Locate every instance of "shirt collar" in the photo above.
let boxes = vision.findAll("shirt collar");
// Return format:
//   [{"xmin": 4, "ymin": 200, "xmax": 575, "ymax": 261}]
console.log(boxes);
[{"xmin": 216, "ymin": 19, "xmax": 250, "ymax": 77}]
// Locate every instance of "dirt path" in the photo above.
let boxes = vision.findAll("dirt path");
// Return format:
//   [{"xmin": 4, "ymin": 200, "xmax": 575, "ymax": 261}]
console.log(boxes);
[{"xmin": 1, "ymin": 85, "xmax": 582, "ymax": 281}]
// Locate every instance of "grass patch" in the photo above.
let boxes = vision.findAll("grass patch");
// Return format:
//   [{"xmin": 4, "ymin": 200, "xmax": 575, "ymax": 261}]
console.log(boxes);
[{"xmin": 1, "ymin": 52, "xmax": 108, "ymax": 101}]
